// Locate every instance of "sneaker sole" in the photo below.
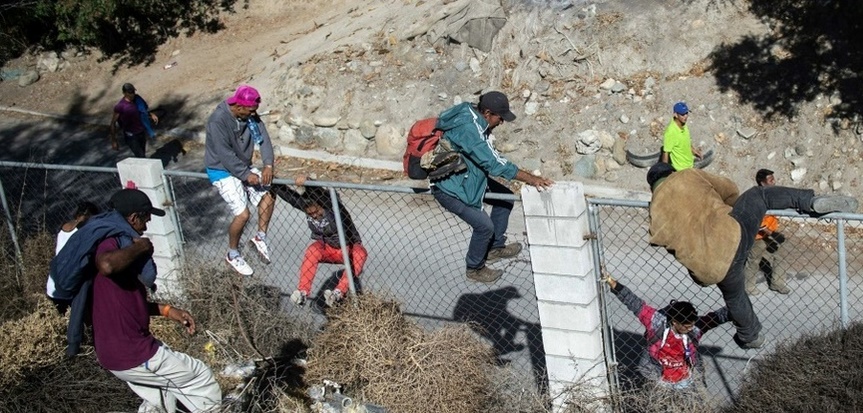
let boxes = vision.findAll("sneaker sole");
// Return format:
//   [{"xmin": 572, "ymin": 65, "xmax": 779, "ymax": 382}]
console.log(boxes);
[
  {"xmin": 225, "ymin": 259, "xmax": 253, "ymax": 276},
  {"xmin": 248, "ymin": 240, "xmax": 272, "ymax": 265},
  {"xmin": 323, "ymin": 291, "xmax": 341, "ymax": 307},
  {"xmin": 813, "ymin": 196, "xmax": 859, "ymax": 214}
]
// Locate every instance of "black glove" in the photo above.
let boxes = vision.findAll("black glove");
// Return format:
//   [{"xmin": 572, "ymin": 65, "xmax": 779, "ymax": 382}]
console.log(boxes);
[
  {"xmin": 771, "ymin": 232, "xmax": 786, "ymax": 244},
  {"xmin": 765, "ymin": 237, "xmax": 780, "ymax": 254}
]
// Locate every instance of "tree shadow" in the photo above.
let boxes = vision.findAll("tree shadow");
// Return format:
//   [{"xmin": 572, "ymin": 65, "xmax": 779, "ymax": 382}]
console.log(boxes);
[
  {"xmin": 706, "ymin": 0, "xmax": 862, "ymax": 127},
  {"xmin": 0, "ymin": 0, "xmax": 247, "ymax": 70},
  {"xmin": 0, "ymin": 85, "xmax": 212, "ymax": 239}
]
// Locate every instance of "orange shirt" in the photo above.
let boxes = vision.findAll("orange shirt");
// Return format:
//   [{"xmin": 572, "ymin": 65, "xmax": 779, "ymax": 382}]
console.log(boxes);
[{"xmin": 756, "ymin": 215, "xmax": 779, "ymax": 240}]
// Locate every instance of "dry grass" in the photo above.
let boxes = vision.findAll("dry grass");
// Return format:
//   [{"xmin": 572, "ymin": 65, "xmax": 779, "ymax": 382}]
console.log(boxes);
[
  {"xmin": 305, "ymin": 293, "xmax": 496, "ymax": 413},
  {"xmin": 727, "ymin": 322, "xmax": 863, "ymax": 413}
]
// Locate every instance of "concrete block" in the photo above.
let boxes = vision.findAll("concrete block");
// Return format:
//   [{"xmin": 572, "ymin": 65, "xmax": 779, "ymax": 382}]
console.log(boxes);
[
  {"xmin": 528, "ymin": 245, "xmax": 592, "ymax": 276},
  {"xmin": 541, "ymin": 328, "xmax": 604, "ymax": 360},
  {"xmin": 525, "ymin": 216, "xmax": 589, "ymax": 248},
  {"xmin": 534, "ymin": 271, "xmax": 598, "ymax": 304},
  {"xmin": 537, "ymin": 300, "xmax": 601, "ymax": 331},
  {"xmin": 117, "ymin": 158, "xmax": 164, "ymax": 188},
  {"xmin": 521, "ymin": 181, "xmax": 586, "ymax": 218}
]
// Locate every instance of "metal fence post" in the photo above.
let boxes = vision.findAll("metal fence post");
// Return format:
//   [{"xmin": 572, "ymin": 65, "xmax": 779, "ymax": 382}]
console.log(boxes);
[
  {"xmin": 837, "ymin": 219, "xmax": 849, "ymax": 328},
  {"xmin": 329, "ymin": 187, "xmax": 357, "ymax": 299},
  {"xmin": 0, "ymin": 175, "xmax": 24, "ymax": 285}
]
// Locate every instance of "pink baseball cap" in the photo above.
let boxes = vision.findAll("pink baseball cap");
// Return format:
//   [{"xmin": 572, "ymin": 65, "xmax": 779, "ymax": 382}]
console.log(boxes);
[{"xmin": 226, "ymin": 85, "xmax": 261, "ymax": 107}]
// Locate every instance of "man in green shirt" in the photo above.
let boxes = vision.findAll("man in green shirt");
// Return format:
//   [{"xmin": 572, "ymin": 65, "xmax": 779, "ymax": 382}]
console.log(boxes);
[{"xmin": 661, "ymin": 101, "xmax": 702, "ymax": 170}]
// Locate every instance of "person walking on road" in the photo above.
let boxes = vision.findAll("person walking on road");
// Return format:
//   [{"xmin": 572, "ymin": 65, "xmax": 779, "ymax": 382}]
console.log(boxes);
[
  {"xmin": 660, "ymin": 101, "xmax": 702, "ymax": 171},
  {"xmin": 109, "ymin": 83, "xmax": 159, "ymax": 158},
  {"xmin": 432, "ymin": 91, "xmax": 553, "ymax": 283},
  {"xmin": 646, "ymin": 162, "xmax": 857, "ymax": 349},
  {"xmin": 205, "ymin": 84, "xmax": 277, "ymax": 276}
]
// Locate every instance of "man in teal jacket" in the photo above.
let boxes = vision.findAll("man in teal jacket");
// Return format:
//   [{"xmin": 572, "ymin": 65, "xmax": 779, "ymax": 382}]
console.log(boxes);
[{"xmin": 433, "ymin": 91, "xmax": 554, "ymax": 283}]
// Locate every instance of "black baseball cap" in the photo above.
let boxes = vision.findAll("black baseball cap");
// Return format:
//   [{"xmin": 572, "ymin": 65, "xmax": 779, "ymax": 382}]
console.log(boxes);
[
  {"xmin": 122, "ymin": 83, "xmax": 136, "ymax": 93},
  {"xmin": 478, "ymin": 91, "xmax": 516, "ymax": 122},
  {"xmin": 110, "ymin": 189, "xmax": 165, "ymax": 217}
]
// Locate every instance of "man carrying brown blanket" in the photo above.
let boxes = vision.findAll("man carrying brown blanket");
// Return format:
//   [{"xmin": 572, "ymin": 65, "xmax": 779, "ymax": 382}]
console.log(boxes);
[{"xmin": 646, "ymin": 163, "xmax": 858, "ymax": 349}]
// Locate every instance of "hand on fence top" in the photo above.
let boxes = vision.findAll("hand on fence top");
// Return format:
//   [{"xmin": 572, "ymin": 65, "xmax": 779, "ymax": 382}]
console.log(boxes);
[{"xmin": 295, "ymin": 175, "xmax": 308, "ymax": 187}]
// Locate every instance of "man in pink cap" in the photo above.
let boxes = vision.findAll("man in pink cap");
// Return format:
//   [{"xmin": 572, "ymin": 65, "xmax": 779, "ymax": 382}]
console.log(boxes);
[{"xmin": 204, "ymin": 85, "xmax": 276, "ymax": 276}]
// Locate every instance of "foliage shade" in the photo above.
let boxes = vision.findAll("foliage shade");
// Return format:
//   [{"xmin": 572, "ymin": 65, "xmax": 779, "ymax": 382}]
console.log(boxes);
[{"xmin": 0, "ymin": 0, "xmax": 243, "ymax": 67}]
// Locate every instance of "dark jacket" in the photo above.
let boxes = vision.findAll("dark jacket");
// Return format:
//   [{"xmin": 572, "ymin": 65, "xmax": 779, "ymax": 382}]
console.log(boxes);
[
  {"xmin": 48, "ymin": 210, "xmax": 157, "ymax": 357},
  {"xmin": 271, "ymin": 184, "xmax": 362, "ymax": 247}
]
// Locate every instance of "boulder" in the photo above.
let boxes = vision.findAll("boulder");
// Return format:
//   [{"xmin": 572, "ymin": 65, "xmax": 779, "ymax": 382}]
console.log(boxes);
[{"xmin": 374, "ymin": 124, "xmax": 405, "ymax": 156}]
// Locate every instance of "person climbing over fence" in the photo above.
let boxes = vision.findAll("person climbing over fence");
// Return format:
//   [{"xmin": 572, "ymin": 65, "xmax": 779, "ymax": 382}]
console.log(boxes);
[
  {"xmin": 646, "ymin": 162, "xmax": 858, "ymax": 349},
  {"xmin": 271, "ymin": 180, "xmax": 366, "ymax": 308}
]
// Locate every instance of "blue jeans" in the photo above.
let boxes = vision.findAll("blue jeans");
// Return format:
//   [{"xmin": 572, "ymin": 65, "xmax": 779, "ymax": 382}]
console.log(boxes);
[
  {"xmin": 721, "ymin": 186, "xmax": 814, "ymax": 342},
  {"xmin": 433, "ymin": 179, "xmax": 514, "ymax": 269}
]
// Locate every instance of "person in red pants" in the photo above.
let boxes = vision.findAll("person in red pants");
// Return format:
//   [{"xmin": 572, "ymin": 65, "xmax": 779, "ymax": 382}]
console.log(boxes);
[{"xmin": 271, "ymin": 182, "xmax": 366, "ymax": 307}]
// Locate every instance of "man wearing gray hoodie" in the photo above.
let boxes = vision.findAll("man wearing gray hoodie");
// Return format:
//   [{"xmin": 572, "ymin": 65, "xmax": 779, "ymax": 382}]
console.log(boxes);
[{"xmin": 204, "ymin": 85, "xmax": 276, "ymax": 276}]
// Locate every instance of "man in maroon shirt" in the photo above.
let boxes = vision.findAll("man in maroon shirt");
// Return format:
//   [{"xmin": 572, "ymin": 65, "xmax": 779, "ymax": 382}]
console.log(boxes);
[
  {"xmin": 109, "ymin": 83, "xmax": 159, "ymax": 158},
  {"xmin": 93, "ymin": 189, "xmax": 220, "ymax": 412}
]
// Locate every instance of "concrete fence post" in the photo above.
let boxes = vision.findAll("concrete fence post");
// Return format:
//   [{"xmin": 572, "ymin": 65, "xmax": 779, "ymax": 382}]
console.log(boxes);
[
  {"xmin": 116, "ymin": 158, "xmax": 184, "ymax": 296},
  {"xmin": 521, "ymin": 181, "xmax": 608, "ymax": 412}
]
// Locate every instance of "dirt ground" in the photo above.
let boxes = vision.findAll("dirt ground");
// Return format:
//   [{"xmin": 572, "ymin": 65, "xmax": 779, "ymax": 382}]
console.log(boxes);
[{"xmin": 1, "ymin": 0, "xmax": 861, "ymax": 196}]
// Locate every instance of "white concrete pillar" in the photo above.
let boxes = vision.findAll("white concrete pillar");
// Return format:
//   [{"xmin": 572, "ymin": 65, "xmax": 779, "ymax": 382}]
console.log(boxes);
[
  {"xmin": 521, "ymin": 181, "xmax": 607, "ymax": 412},
  {"xmin": 116, "ymin": 158, "xmax": 184, "ymax": 297}
]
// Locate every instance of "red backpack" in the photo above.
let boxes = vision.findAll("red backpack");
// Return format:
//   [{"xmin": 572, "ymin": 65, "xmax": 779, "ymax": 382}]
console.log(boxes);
[{"xmin": 403, "ymin": 118, "xmax": 443, "ymax": 179}]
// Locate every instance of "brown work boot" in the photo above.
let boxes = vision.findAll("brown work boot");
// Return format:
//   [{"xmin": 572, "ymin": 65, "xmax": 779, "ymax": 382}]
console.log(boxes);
[
  {"xmin": 466, "ymin": 266, "xmax": 503, "ymax": 283},
  {"xmin": 486, "ymin": 243, "xmax": 523, "ymax": 263}
]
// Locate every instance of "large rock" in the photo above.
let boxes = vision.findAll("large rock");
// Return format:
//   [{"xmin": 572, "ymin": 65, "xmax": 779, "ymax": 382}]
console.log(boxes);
[
  {"xmin": 343, "ymin": 129, "xmax": 368, "ymax": 155},
  {"xmin": 17, "ymin": 70, "xmax": 39, "ymax": 87},
  {"xmin": 374, "ymin": 124, "xmax": 405, "ymax": 157},
  {"xmin": 359, "ymin": 119, "xmax": 377, "ymax": 139},
  {"xmin": 314, "ymin": 128, "xmax": 342, "ymax": 151},
  {"xmin": 37, "ymin": 51, "xmax": 62, "ymax": 72},
  {"xmin": 612, "ymin": 136, "xmax": 627, "ymax": 165},
  {"xmin": 573, "ymin": 155, "xmax": 597, "ymax": 179},
  {"xmin": 575, "ymin": 129, "xmax": 602, "ymax": 155},
  {"xmin": 276, "ymin": 125, "xmax": 295, "ymax": 144},
  {"xmin": 294, "ymin": 125, "xmax": 316, "ymax": 147}
]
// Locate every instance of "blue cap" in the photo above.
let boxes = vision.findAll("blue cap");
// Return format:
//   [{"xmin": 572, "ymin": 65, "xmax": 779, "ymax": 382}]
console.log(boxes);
[{"xmin": 673, "ymin": 102, "xmax": 689, "ymax": 115}]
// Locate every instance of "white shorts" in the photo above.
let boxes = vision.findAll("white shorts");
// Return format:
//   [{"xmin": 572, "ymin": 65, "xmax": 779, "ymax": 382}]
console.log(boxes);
[{"xmin": 213, "ymin": 168, "xmax": 270, "ymax": 216}]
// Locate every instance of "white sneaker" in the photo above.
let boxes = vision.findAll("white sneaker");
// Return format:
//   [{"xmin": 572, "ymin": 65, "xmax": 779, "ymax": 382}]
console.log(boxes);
[
  {"xmin": 226, "ymin": 254, "xmax": 253, "ymax": 276},
  {"xmin": 248, "ymin": 236, "xmax": 271, "ymax": 264},
  {"xmin": 290, "ymin": 290, "xmax": 307, "ymax": 307},
  {"xmin": 323, "ymin": 289, "xmax": 344, "ymax": 307}
]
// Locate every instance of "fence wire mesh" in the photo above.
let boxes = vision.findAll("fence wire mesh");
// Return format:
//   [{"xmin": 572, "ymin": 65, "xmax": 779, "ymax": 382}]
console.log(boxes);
[
  {"xmin": 7, "ymin": 161, "xmax": 863, "ymax": 406},
  {"xmin": 0, "ymin": 162, "xmax": 546, "ymax": 392},
  {"xmin": 166, "ymin": 172, "xmax": 547, "ymax": 389},
  {"xmin": 588, "ymin": 199, "xmax": 863, "ymax": 405}
]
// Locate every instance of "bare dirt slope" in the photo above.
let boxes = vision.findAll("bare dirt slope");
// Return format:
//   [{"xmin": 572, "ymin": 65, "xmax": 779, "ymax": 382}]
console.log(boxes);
[{"xmin": 1, "ymin": 0, "xmax": 860, "ymax": 197}]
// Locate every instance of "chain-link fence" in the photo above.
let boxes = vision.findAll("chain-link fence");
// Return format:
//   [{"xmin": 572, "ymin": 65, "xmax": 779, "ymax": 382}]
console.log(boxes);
[
  {"xmin": 6, "ymin": 161, "xmax": 863, "ymax": 406},
  {"xmin": 0, "ymin": 162, "xmax": 546, "ymax": 393},
  {"xmin": 588, "ymin": 198, "xmax": 863, "ymax": 403}
]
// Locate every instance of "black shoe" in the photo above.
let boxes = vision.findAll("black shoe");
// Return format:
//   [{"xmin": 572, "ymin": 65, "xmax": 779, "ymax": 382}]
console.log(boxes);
[
  {"xmin": 811, "ymin": 195, "xmax": 858, "ymax": 214},
  {"xmin": 733, "ymin": 333, "xmax": 765, "ymax": 350},
  {"xmin": 466, "ymin": 266, "xmax": 503, "ymax": 283}
]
